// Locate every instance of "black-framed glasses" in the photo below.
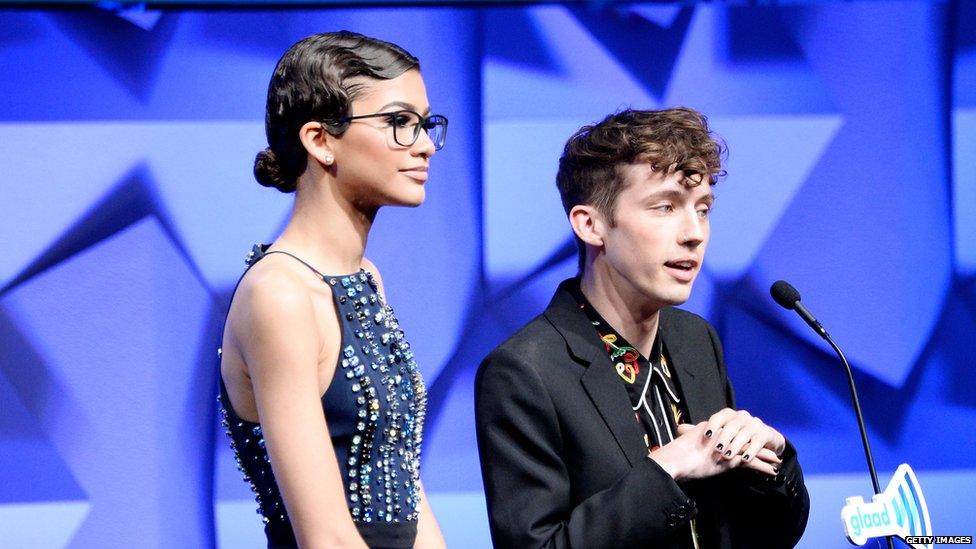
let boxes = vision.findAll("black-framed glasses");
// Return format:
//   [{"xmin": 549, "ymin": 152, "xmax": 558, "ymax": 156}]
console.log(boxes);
[{"xmin": 340, "ymin": 110, "xmax": 448, "ymax": 151}]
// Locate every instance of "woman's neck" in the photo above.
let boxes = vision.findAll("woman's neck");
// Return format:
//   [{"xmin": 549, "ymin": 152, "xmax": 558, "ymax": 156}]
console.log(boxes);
[{"xmin": 273, "ymin": 174, "xmax": 375, "ymax": 275}]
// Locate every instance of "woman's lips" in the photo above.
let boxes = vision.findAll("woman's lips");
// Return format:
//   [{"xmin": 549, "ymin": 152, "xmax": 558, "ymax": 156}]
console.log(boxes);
[{"xmin": 399, "ymin": 167, "xmax": 428, "ymax": 182}]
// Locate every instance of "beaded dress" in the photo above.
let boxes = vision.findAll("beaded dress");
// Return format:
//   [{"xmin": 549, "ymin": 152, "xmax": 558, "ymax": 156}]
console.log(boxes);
[{"xmin": 218, "ymin": 245, "xmax": 428, "ymax": 548}]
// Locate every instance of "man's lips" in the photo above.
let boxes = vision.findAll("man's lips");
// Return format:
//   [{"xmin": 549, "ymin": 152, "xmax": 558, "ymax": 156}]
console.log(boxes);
[
  {"xmin": 664, "ymin": 259, "xmax": 699, "ymax": 281},
  {"xmin": 664, "ymin": 259, "xmax": 699, "ymax": 271}
]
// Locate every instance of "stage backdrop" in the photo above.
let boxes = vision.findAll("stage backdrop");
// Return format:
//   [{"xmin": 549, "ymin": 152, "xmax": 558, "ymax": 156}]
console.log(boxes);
[{"xmin": 0, "ymin": 2, "xmax": 973, "ymax": 547}]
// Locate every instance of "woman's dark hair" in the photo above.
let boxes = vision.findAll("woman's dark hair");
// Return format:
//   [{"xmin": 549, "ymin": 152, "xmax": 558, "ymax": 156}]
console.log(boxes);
[
  {"xmin": 254, "ymin": 31, "xmax": 420, "ymax": 193},
  {"xmin": 556, "ymin": 108, "xmax": 727, "ymax": 271}
]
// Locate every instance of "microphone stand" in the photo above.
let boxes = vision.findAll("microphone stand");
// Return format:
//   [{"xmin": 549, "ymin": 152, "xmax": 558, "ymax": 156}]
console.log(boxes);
[{"xmin": 820, "ymin": 332, "xmax": 895, "ymax": 549}]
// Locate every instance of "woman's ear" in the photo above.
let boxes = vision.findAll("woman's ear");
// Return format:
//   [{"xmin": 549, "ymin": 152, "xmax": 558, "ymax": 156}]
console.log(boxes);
[
  {"xmin": 298, "ymin": 121, "xmax": 336, "ymax": 167},
  {"xmin": 569, "ymin": 204, "xmax": 606, "ymax": 248}
]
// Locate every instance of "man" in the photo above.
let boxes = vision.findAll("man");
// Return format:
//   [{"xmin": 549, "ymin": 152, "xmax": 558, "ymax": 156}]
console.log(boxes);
[{"xmin": 475, "ymin": 108, "xmax": 809, "ymax": 548}]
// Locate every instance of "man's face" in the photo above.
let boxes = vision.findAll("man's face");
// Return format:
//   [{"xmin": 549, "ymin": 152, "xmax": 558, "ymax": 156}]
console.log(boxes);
[{"xmin": 596, "ymin": 163, "xmax": 713, "ymax": 310}]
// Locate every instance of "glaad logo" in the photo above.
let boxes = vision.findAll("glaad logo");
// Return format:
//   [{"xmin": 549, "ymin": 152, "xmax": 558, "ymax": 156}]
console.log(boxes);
[{"xmin": 841, "ymin": 464, "xmax": 931, "ymax": 549}]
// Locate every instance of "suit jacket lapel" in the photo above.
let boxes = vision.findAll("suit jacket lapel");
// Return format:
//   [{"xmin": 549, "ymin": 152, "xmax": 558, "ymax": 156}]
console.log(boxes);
[
  {"xmin": 544, "ymin": 280, "xmax": 648, "ymax": 467},
  {"xmin": 659, "ymin": 308, "xmax": 710, "ymax": 424}
]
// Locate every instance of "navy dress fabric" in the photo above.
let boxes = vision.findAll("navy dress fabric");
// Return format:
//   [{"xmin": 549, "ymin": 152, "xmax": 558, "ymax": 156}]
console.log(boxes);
[{"xmin": 219, "ymin": 245, "xmax": 428, "ymax": 548}]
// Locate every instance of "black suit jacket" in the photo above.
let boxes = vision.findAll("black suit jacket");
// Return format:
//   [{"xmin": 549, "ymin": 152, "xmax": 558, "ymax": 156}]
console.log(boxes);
[{"xmin": 475, "ymin": 279, "xmax": 809, "ymax": 548}]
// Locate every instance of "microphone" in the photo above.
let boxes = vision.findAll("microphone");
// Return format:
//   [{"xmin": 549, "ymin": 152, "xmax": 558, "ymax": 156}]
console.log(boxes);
[
  {"xmin": 770, "ymin": 280, "xmax": 828, "ymax": 339},
  {"xmin": 769, "ymin": 280, "xmax": 894, "ymax": 549}
]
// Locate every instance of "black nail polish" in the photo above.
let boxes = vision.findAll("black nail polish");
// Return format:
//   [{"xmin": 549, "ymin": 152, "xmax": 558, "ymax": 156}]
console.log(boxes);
[
  {"xmin": 724, "ymin": 450, "xmax": 732, "ymax": 457},
  {"xmin": 705, "ymin": 430, "xmax": 712, "ymax": 438},
  {"xmin": 743, "ymin": 454, "xmax": 750, "ymax": 461},
  {"xmin": 773, "ymin": 467, "xmax": 779, "ymax": 474},
  {"xmin": 716, "ymin": 443, "xmax": 724, "ymax": 451}
]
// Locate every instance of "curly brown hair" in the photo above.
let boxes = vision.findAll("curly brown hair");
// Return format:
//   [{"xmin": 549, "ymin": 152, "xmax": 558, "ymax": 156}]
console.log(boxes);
[{"xmin": 555, "ymin": 107, "xmax": 726, "ymax": 271}]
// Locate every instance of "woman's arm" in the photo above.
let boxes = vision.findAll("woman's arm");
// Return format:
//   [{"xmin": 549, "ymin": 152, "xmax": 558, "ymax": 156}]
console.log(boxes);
[
  {"xmin": 232, "ymin": 266, "xmax": 367, "ymax": 549},
  {"xmin": 414, "ymin": 481, "xmax": 446, "ymax": 549}
]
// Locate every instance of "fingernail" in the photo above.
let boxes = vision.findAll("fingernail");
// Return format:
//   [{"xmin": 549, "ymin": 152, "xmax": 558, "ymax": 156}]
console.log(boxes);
[
  {"xmin": 743, "ymin": 454, "xmax": 750, "ymax": 461},
  {"xmin": 716, "ymin": 443, "xmax": 724, "ymax": 451},
  {"xmin": 705, "ymin": 430, "xmax": 712, "ymax": 438},
  {"xmin": 773, "ymin": 467, "xmax": 779, "ymax": 474},
  {"xmin": 724, "ymin": 450, "xmax": 732, "ymax": 457}
]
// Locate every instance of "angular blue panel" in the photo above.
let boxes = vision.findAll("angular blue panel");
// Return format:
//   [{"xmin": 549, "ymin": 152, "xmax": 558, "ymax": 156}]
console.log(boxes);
[
  {"xmin": 0, "ymin": 122, "xmax": 146, "ymax": 289},
  {"xmin": 725, "ymin": 7, "xmax": 805, "ymax": 64},
  {"xmin": 568, "ymin": 5, "xmax": 694, "ymax": 100},
  {"xmin": 0, "ymin": 338, "xmax": 86, "ymax": 503},
  {"xmin": 705, "ymin": 114, "xmax": 842, "ymax": 280},
  {"xmin": 954, "ymin": 0, "xmax": 976, "ymax": 107},
  {"xmin": 484, "ymin": 6, "xmax": 656, "ymax": 121},
  {"xmin": 0, "ymin": 501, "xmax": 90, "ymax": 548},
  {"xmin": 954, "ymin": 109, "xmax": 976, "ymax": 276},
  {"xmin": 483, "ymin": 119, "xmax": 585, "ymax": 290},
  {"xmin": 721, "ymin": 280, "xmax": 976, "ymax": 474},
  {"xmin": 423, "ymin": 256, "xmax": 576, "ymax": 491},
  {"xmin": 753, "ymin": 2, "xmax": 951, "ymax": 387},
  {"xmin": 0, "ymin": 218, "xmax": 216, "ymax": 546},
  {"xmin": 665, "ymin": 6, "xmax": 837, "ymax": 115},
  {"xmin": 484, "ymin": 7, "xmax": 562, "ymax": 72},
  {"xmin": 49, "ymin": 11, "xmax": 179, "ymax": 101},
  {"xmin": 145, "ymin": 121, "xmax": 292, "ymax": 291}
]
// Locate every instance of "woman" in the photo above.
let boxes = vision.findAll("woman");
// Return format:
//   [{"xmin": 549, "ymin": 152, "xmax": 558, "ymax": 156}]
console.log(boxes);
[{"xmin": 218, "ymin": 31, "xmax": 448, "ymax": 548}]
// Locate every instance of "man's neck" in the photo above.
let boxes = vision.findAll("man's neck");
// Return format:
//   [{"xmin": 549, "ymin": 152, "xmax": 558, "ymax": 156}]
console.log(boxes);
[{"xmin": 579, "ymin": 269, "xmax": 661, "ymax": 358}]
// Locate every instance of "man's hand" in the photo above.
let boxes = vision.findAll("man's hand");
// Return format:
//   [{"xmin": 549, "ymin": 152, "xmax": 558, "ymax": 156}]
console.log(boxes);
[
  {"xmin": 649, "ymin": 409, "xmax": 785, "ymax": 480},
  {"xmin": 649, "ymin": 421, "xmax": 740, "ymax": 481},
  {"xmin": 703, "ymin": 408, "xmax": 785, "ymax": 476}
]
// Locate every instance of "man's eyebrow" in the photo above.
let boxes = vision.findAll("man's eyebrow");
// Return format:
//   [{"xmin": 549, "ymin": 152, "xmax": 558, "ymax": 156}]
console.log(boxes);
[
  {"xmin": 641, "ymin": 189, "xmax": 715, "ymax": 203},
  {"xmin": 642, "ymin": 189, "xmax": 684, "ymax": 200}
]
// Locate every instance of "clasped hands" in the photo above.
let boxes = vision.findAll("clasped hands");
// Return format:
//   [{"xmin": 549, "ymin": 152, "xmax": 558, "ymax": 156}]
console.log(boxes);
[{"xmin": 650, "ymin": 408, "xmax": 785, "ymax": 481}]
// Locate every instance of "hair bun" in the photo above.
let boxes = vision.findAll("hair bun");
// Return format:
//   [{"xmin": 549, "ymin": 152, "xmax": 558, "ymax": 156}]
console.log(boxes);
[{"xmin": 254, "ymin": 148, "xmax": 297, "ymax": 193}]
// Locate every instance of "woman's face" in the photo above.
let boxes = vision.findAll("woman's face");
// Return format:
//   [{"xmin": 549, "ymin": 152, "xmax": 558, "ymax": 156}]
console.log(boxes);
[{"xmin": 330, "ymin": 69, "xmax": 437, "ymax": 209}]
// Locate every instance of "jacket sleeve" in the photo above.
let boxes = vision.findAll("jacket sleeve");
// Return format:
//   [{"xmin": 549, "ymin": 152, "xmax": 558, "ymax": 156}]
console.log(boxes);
[
  {"xmin": 706, "ymin": 322, "xmax": 811, "ymax": 547},
  {"xmin": 475, "ymin": 347, "xmax": 697, "ymax": 549}
]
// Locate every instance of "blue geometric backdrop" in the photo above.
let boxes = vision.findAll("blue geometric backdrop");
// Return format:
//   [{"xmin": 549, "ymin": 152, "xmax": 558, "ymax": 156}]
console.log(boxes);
[{"xmin": 0, "ymin": 2, "xmax": 973, "ymax": 547}]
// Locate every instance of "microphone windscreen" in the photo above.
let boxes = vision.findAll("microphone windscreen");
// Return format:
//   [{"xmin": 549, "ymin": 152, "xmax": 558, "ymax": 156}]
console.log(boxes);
[{"xmin": 770, "ymin": 280, "xmax": 801, "ymax": 310}]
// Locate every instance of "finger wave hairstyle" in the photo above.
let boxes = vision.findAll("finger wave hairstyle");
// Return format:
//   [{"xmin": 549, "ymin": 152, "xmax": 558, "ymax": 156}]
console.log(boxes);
[
  {"xmin": 254, "ymin": 31, "xmax": 420, "ymax": 193},
  {"xmin": 555, "ymin": 107, "xmax": 727, "ymax": 271}
]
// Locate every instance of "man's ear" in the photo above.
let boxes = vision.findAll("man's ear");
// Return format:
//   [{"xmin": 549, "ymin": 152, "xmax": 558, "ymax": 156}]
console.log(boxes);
[
  {"xmin": 298, "ymin": 121, "xmax": 336, "ymax": 167},
  {"xmin": 569, "ymin": 204, "xmax": 606, "ymax": 248}
]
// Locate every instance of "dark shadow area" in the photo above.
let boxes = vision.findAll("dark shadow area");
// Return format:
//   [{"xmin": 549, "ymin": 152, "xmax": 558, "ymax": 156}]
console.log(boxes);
[
  {"xmin": 193, "ymin": 300, "xmax": 224, "ymax": 546},
  {"xmin": 720, "ymin": 275, "xmax": 924, "ymax": 445},
  {"xmin": 484, "ymin": 7, "xmax": 562, "ymax": 75},
  {"xmin": 419, "ymin": 284, "xmax": 494, "ymax": 436},
  {"xmin": 1, "ymin": 163, "xmax": 208, "ymax": 298},
  {"xmin": 718, "ymin": 294, "xmax": 826, "ymax": 430},
  {"xmin": 957, "ymin": 0, "xmax": 976, "ymax": 50},
  {"xmin": 0, "ymin": 308, "xmax": 88, "ymax": 502},
  {"xmin": 942, "ymin": 279, "xmax": 976, "ymax": 409},
  {"xmin": 2, "ymin": 165, "xmax": 157, "ymax": 297},
  {"xmin": 723, "ymin": 7, "xmax": 805, "ymax": 65},
  {"xmin": 496, "ymin": 236, "xmax": 576, "ymax": 301},
  {"xmin": 569, "ymin": 5, "xmax": 693, "ymax": 100},
  {"xmin": 199, "ymin": 10, "xmax": 306, "ymax": 60},
  {"xmin": 0, "ymin": 12, "xmax": 44, "ymax": 46},
  {"xmin": 49, "ymin": 10, "xmax": 179, "ymax": 102}
]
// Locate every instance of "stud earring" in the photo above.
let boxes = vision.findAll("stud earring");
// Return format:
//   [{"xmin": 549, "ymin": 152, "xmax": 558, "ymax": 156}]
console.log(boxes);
[{"xmin": 324, "ymin": 154, "xmax": 334, "ymax": 165}]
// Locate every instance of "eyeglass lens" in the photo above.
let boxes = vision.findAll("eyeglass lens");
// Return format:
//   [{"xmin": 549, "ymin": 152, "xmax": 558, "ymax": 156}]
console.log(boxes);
[{"xmin": 392, "ymin": 112, "xmax": 447, "ymax": 150}]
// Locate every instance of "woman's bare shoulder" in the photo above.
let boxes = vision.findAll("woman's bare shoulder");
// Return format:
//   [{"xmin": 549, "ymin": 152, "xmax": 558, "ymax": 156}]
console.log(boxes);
[{"xmin": 225, "ymin": 256, "xmax": 331, "ymax": 357}]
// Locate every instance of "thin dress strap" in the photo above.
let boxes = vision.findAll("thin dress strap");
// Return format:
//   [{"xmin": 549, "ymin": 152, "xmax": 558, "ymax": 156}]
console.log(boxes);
[{"xmin": 257, "ymin": 249, "xmax": 327, "ymax": 280}]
